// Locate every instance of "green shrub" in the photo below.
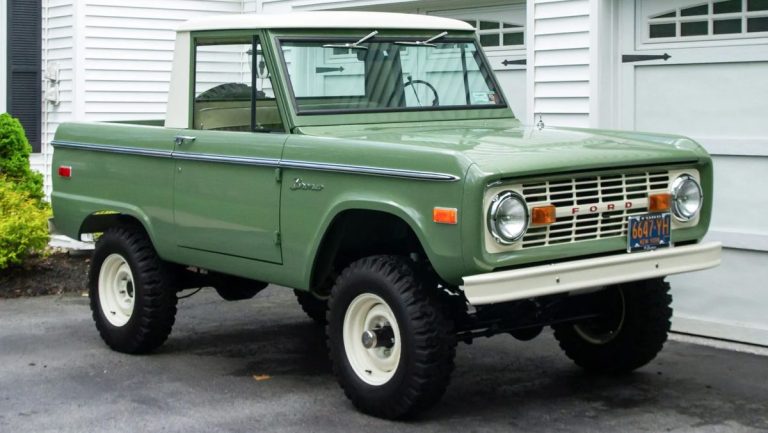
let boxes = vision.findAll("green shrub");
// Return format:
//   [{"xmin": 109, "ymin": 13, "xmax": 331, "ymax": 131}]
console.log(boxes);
[
  {"xmin": 0, "ymin": 177, "xmax": 50, "ymax": 269},
  {"xmin": 0, "ymin": 113, "xmax": 44, "ymax": 203}
]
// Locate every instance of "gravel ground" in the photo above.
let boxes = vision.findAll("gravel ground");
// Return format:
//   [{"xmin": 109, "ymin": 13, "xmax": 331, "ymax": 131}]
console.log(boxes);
[{"xmin": 1, "ymin": 286, "xmax": 767, "ymax": 433}]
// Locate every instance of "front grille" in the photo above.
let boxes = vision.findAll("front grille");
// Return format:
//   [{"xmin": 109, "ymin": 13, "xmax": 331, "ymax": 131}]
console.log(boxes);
[{"xmin": 520, "ymin": 171, "xmax": 669, "ymax": 248}]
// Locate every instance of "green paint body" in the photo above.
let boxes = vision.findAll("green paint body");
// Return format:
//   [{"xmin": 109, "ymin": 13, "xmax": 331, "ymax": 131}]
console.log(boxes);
[{"xmin": 50, "ymin": 28, "xmax": 714, "ymax": 290}]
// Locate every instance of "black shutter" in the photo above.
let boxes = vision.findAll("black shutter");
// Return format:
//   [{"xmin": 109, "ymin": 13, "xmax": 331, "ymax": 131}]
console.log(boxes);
[{"xmin": 7, "ymin": 0, "xmax": 42, "ymax": 152}]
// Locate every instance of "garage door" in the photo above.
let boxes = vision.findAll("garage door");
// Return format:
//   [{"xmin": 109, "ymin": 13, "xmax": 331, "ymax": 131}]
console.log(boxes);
[
  {"xmin": 429, "ymin": 4, "xmax": 528, "ymax": 122},
  {"xmin": 619, "ymin": 0, "xmax": 768, "ymax": 345}
]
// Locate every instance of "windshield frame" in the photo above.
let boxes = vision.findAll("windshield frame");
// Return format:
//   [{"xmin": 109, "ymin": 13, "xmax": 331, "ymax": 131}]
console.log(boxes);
[{"xmin": 275, "ymin": 35, "xmax": 510, "ymax": 116}]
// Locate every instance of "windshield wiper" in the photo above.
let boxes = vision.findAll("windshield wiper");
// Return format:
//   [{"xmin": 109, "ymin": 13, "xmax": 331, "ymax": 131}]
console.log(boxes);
[
  {"xmin": 394, "ymin": 31, "xmax": 448, "ymax": 47},
  {"xmin": 323, "ymin": 30, "xmax": 378, "ymax": 50}
]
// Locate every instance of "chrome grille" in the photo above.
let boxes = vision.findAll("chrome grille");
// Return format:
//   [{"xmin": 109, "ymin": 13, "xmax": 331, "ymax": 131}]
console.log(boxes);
[{"xmin": 520, "ymin": 171, "xmax": 669, "ymax": 248}]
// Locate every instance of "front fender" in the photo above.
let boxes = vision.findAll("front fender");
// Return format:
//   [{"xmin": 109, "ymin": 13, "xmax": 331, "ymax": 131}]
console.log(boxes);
[{"xmin": 279, "ymin": 175, "xmax": 468, "ymax": 289}]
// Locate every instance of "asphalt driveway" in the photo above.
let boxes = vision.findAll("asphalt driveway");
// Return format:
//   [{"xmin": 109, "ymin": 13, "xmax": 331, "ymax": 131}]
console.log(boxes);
[{"xmin": 1, "ymin": 287, "xmax": 767, "ymax": 433}]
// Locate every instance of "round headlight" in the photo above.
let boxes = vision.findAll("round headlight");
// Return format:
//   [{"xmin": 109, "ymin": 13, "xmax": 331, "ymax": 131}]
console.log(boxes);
[
  {"xmin": 488, "ymin": 191, "xmax": 528, "ymax": 244},
  {"xmin": 671, "ymin": 174, "xmax": 703, "ymax": 221}
]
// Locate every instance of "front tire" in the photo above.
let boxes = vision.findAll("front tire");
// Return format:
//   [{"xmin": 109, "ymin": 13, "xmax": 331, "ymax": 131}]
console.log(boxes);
[
  {"xmin": 294, "ymin": 290, "xmax": 328, "ymax": 324},
  {"xmin": 89, "ymin": 226, "xmax": 177, "ymax": 354},
  {"xmin": 552, "ymin": 278, "xmax": 672, "ymax": 374},
  {"xmin": 327, "ymin": 255, "xmax": 456, "ymax": 419}
]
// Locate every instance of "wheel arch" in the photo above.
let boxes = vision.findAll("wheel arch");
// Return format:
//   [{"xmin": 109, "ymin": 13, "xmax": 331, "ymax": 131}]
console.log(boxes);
[
  {"xmin": 307, "ymin": 204, "xmax": 433, "ymax": 294},
  {"xmin": 79, "ymin": 210, "xmax": 156, "ymax": 246}
]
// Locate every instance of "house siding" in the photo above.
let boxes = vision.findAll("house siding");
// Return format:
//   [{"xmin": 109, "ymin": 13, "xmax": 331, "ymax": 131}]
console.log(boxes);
[
  {"xmin": 40, "ymin": 0, "xmax": 75, "ymax": 193},
  {"xmin": 38, "ymin": 0, "xmax": 242, "ymax": 194},
  {"xmin": 529, "ymin": 0, "xmax": 591, "ymax": 127},
  {"xmin": 80, "ymin": 0, "xmax": 242, "ymax": 122}
]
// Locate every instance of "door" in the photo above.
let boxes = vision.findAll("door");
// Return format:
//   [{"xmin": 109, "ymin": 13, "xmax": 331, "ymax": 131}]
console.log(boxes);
[
  {"xmin": 173, "ymin": 35, "xmax": 286, "ymax": 264},
  {"xmin": 618, "ymin": 0, "xmax": 768, "ymax": 345},
  {"xmin": 429, "ymin": 4, "xmax": 528, "ymax": 121}
]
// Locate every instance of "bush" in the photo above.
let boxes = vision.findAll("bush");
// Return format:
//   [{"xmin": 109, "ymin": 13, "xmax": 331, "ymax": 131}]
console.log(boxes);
[
  {"xmin": 0, "ymin": 113, "xmax": 49, "ymax": 269},
  {"xmin": 0, "ymin": 113, "xmax": 44, "ymax": 202},
  {"xmin": 0, "ymin": 177, "xmax": 50, "ymax": 269}
]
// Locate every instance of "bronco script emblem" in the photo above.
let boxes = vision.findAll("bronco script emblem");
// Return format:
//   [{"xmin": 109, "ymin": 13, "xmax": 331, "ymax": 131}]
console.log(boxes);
[{"xmin": 289, "ymin": 178, "xmax": 324, "ymax": 191}]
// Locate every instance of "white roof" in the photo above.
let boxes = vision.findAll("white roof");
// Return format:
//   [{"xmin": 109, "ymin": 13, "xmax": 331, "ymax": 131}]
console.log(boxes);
[{"xmin": 177, "ymin": 12, "xmax": 475, "ymax": 32}]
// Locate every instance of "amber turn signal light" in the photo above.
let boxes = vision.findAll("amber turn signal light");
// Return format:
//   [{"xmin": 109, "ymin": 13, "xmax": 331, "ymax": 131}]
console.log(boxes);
[
  {"xmin": 649, "ymin": 193, "xmax": 672, "ymax": 212},
  {"xmin": 531, "ymin": 205, "xmax": 556, "ymax": 225},
  {"xmin": 433, "ymin": 207, "xmax": 458, "ymax": 225}
]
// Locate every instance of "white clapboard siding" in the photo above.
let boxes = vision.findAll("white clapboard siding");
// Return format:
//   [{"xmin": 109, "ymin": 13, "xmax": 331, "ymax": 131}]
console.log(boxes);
[
  {"xmin": 530, "ymin": 0, "xmax": 591, "ymax": 128},
  {"xmin": 39, "ymin": 0, "xmax": 243, "ymax": 194},
  {"xmin": 41, "ymin": 0, "xmax": 76, "ymax": 195},
  {"xmin": 81, "ymin": 0, "xmax": 243, "ymax": 120}
]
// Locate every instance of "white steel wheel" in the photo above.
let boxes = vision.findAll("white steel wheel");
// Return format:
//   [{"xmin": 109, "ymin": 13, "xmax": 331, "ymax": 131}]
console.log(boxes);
[
  {"xmin": 343, "ymin": 293, "xmax": 402, "ymax": 386},
  {"xmin": 98, "ymin": 253, "xmax": 135, "ymax": 327}
]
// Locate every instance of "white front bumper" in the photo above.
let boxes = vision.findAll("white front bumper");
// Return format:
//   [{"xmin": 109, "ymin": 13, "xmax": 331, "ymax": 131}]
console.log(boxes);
[{"xmin": 461, "ymin": 242, "xmax": 722, "ymax": 305}]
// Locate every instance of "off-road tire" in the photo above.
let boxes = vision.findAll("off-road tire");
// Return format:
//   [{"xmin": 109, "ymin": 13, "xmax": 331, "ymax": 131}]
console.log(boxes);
[
  {"xmin": 552, "ymin": 278, "xmax": 672, "ymax": 374},
  {"xmin": 327, "ymin": 255, "xmax": 456, "ymax": 419},
  {"xmin": 294, "ymin": 289, "xmax": 328, "ymax": 324},
  {"xmin": 89, "ymin": 225, "xmax": 177, "ymax": 354}
]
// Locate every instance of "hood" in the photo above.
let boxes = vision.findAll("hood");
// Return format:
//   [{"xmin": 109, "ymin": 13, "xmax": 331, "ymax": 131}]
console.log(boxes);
[{"xmin": 298, "ymin": 119, "xmax": 708, "ymax": 179}]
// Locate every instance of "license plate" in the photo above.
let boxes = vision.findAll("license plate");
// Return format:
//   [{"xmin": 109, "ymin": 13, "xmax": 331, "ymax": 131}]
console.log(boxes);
[{"xmin": 628, "ymin": 213, "xmax": 671, "ymax": 252}]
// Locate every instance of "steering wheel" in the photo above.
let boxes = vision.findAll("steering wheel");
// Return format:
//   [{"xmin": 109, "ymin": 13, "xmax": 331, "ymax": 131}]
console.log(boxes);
[{"xmin": 403, "ymin": 77, "xmax": 440, "ymax": 107}]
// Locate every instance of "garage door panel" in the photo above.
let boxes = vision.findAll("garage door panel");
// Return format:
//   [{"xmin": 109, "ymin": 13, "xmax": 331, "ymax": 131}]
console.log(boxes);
[
  {"xmin": 635, "ymin": 61, "xmax": 768, "ymax": 138},
  {"xmin": 670, "ymin": 248, "xmax": 768, "ymax": 346},
  {"xmin": 624, "ymin": 0, "xmax": 768, "ymax": 346},
  {"xmin": 710, "ymin": 156, "xmax": 768, "ymax": 233},
  {"xmin": 496, "ymin": 69, "xmax": 526, "ymax": 121}
]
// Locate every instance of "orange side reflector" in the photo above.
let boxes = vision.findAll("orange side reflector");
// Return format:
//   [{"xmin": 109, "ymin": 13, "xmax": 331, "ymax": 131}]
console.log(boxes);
[
  {"xmin": 433, "ymin": 207, "xmax": 458, "ymax": 225},
  {"xmin": 531, "ymin": 205, "xmax": 556, "ymax": 225},
  {"xmin": 649, "ymin": 193, "xmax": 672, "ymax": 212}
]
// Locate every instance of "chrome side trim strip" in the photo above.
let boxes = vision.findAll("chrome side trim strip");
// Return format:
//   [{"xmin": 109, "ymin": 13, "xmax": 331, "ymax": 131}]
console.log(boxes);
[
  {"xmin": 280, "ymin": 160, "xmax": 460, "ymax": 182},
  {"xmin": 52, "ymin": 140, "xmax": 172, "ymax": 158},
  {"xmin": 52, "ymin": 140, "xmax": 460, "ymax": 182},
  {"xmin": 173, "ymin": 152, "xmax": 279, "ymax": 167}
]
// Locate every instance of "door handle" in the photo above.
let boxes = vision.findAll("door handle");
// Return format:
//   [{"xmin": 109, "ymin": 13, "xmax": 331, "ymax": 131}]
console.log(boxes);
[
  {"xmin": 174, "ymin": 135, "xmax": 196, "ymax": 146},
  {"xmin": 622, "ymin": 53, "xmax": 671, "ymax": 63}
]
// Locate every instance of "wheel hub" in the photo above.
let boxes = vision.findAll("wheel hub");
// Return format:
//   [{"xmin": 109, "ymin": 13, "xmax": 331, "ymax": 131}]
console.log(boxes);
[{"xmin": 361, "ymin": 325, "xmax": 395, "ymax": 349}]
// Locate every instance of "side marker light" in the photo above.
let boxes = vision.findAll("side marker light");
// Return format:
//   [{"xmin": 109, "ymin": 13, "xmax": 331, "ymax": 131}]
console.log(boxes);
[{"xmin": 433, "ymin": 207, "xmax": 458, "ymax": 225}]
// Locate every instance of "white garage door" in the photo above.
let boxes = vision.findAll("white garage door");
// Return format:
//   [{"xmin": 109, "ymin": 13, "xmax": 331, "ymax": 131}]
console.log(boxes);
[
  {"xmin": 619, "ymin": 0, "xmax": 768, "ymax": 345},
  {"xmin": 429, "ymin": 4, "xmax": 528, "ymax": 121}
]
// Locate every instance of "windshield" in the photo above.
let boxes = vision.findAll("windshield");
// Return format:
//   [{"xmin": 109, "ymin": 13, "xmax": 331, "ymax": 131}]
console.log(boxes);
[{"xmin": 278, "ymin": 38, "xmax": 506, "ymax": 114}]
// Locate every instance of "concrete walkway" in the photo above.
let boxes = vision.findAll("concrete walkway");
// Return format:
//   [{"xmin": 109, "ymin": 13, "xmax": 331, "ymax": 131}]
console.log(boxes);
[{"xmin": 1, "ymin": 287, "xmax": 767, "ymax": 433}]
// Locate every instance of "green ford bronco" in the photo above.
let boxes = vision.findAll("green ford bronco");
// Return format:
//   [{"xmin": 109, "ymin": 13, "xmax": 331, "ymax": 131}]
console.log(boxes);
[{"xmin": 51, "ymin": 11, "xmax": 721, "ymax": 419}]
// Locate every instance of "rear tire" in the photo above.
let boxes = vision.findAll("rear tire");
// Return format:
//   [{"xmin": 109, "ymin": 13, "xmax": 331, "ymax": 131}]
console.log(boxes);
[
  {"xmin": 89, "ymin": 225, "xmax": 177, "ymax": 354},
  {"xmin": 327, "ymin": 255, "xmax": 456, "ymax": 419},
  {"xmin": 552, "ymin": 279, "xmax": 672, "ymax": 374}
]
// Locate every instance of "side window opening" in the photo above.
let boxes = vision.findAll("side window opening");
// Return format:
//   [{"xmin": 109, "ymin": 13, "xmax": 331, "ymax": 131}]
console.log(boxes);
[{"xmin": 193, "ymin": 36, "xmax": 284, "ymax": 132}]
